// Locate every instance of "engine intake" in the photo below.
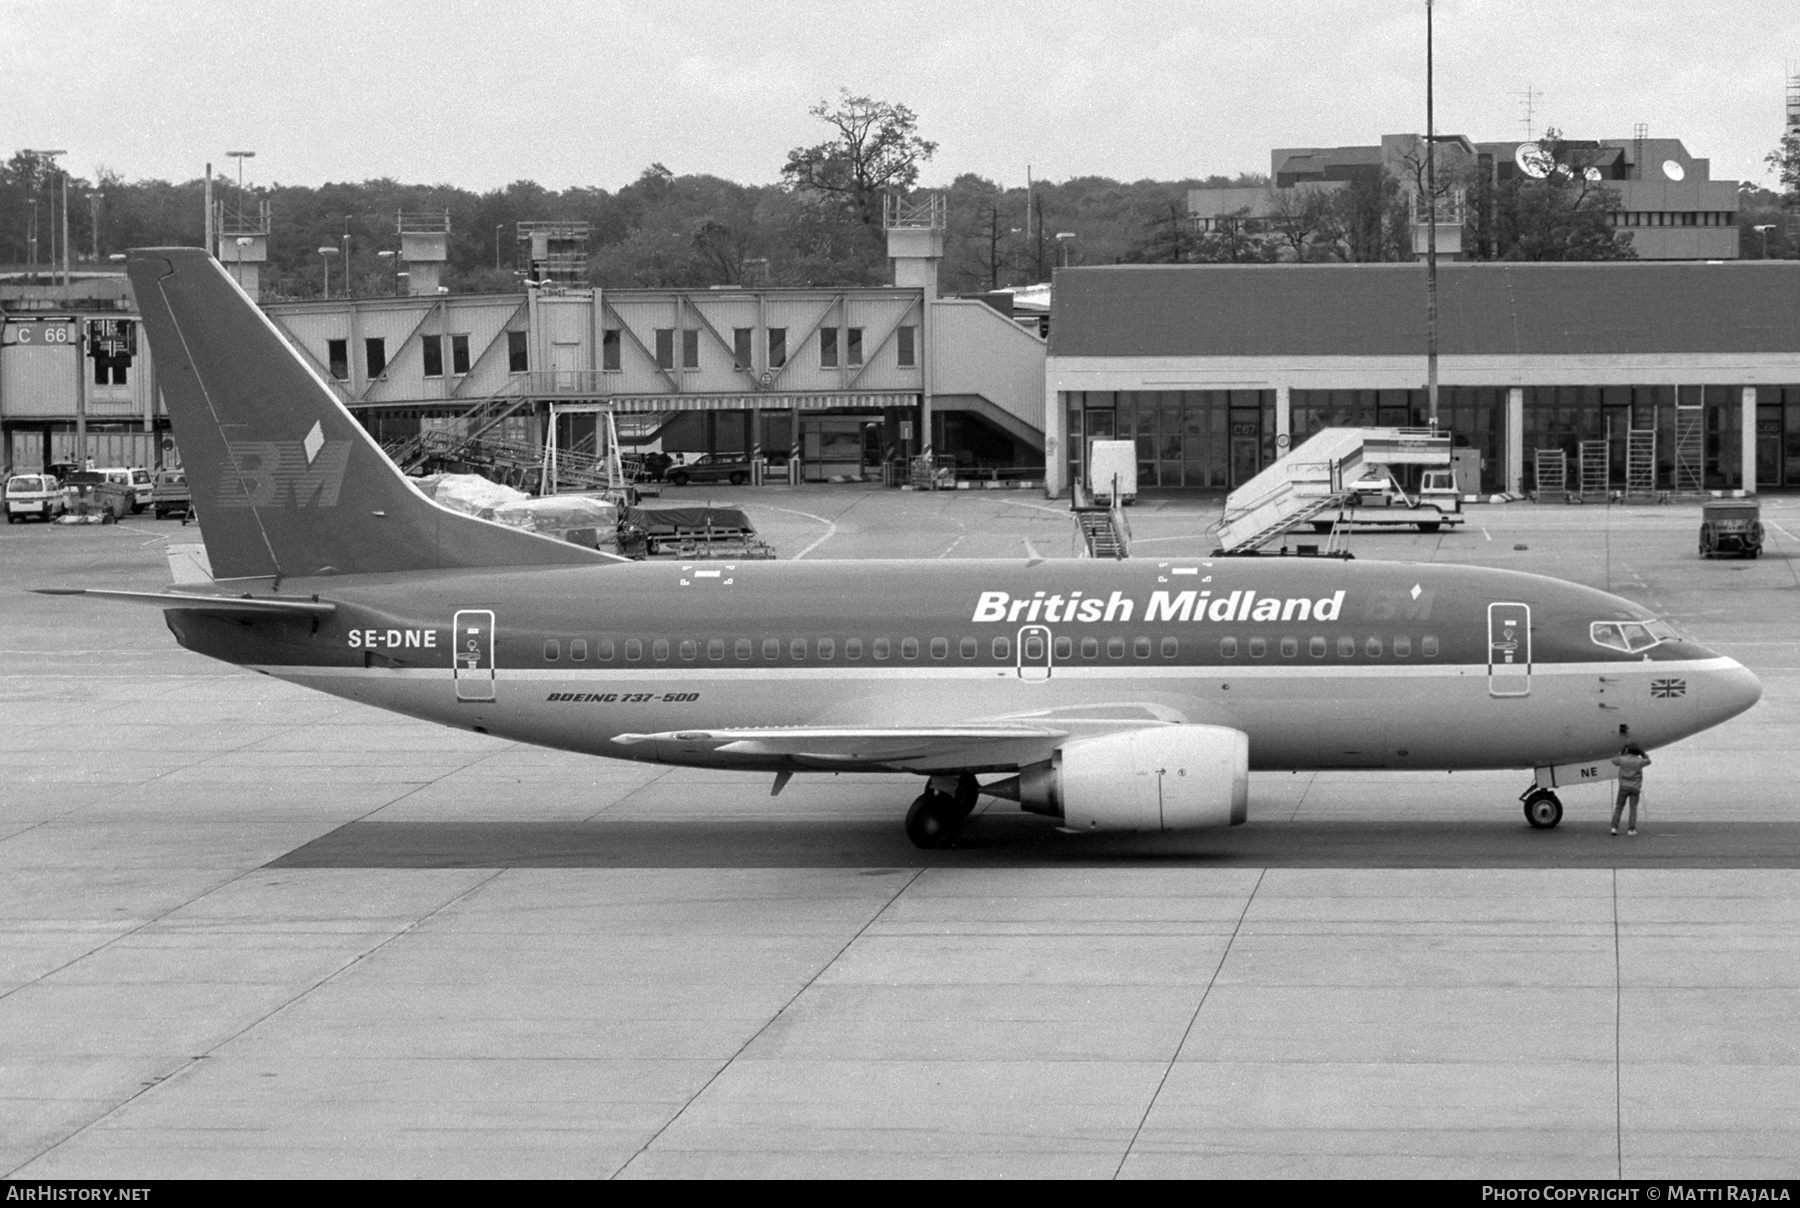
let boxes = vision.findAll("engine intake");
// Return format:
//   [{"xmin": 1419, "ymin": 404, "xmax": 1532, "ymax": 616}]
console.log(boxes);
[{"xmin": 988, "ymin": 725, "xmax": 1249, "ymax": 832}]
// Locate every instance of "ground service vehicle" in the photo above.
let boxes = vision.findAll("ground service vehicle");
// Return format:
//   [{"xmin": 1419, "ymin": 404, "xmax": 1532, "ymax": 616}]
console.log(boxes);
[
  {"xmin": 5, "ymin": 474, "xmax": 64, "ymax": 522},
  {"xmin": 43, "ymin": 247, "xmax": 1763, "ymax": 851},
  {"xmin": 151, "ymin": 470, "xmax": 192, "ymax": 519},
  {"xmin": 1698, "ymin": 499, "xmax": 1762, "ymax": 559},
  {"xmin": 1314, "ymin": 468, "xmax": 1465, "ymax": 534},
  {"xmin": 666, "ymin": 454, "xmax": 753, "ymax": 487}
]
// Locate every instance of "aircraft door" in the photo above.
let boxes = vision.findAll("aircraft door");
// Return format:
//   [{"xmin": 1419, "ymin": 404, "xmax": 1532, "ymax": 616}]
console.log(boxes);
[
  {"xmin": 1487, "ymin": 602, "xmax": 1531, "ymax": 697},
  {"xmin": 454, "ymin": 609, "xmax": 496, "ymax": 702},
  {"xmin": 1017, "ymin": 625, "xmax": 1052, "ymax": 681}
]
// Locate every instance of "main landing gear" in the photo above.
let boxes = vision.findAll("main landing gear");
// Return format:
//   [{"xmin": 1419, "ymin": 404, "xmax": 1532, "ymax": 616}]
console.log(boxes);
[
  {"xmin": 1521, "ymin": 786, "xmax": 1564, "ymax": 829},
  {"xmin": 905, "ymin": 774, "xmax": 980, "ymax": 849}
]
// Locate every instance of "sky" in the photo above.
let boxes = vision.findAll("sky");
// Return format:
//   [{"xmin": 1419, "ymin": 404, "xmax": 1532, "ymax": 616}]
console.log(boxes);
[{"xmin": 6, "ymin": 0, "xmax": 1799, "ymax": 194}]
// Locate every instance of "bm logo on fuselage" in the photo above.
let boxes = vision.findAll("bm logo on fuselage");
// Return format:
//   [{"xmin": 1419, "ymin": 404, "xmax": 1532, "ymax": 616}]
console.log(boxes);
[{"xmin": 217, "ymin": 437, "xmax": 352, "ymax": 508}]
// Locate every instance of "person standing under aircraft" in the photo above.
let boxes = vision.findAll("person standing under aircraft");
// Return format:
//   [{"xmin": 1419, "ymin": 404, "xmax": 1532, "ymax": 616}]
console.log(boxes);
[{"xmin": 1611, "ymin": 743, "xmax": 1651, "ymax": 836}]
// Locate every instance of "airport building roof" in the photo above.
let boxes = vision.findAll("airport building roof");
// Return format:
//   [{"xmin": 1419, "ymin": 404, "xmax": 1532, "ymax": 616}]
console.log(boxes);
[{"xmin": 1048, "ymin": 262, "xmax": 1800, "ymax": 360}]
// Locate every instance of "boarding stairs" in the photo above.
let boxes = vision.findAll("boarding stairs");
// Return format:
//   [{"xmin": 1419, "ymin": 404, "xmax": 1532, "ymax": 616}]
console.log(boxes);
[
  {"xmin": 1533, "ymin": 449, "xmax": 1567, "ymax": 502},
  {"xmin": 1211, "ymin": 427, "xmax": 1452, "ymax": 554},
  {"xmin": 1071, "ymin": 479, "xmax": 1130, "ymax": 558},
  {"xmin": 1577, "ymin": 440, "xmax": 1610, "ymax": 501},
  {"xmin": 382, "ymin": 388, "xmax": 536, "ymax": 474},
  {"xmin": 1625, "ymin": 428, "xmax": 1658, "ymax": 501},
  {"xmin": 1673, "ymin": 400, "xmax": 1705, "ymax": 495}
]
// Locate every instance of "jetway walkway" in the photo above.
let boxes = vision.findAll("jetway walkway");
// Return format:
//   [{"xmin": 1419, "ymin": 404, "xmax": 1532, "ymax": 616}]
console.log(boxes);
[{"xmin": 1211, "ymin": 427, "xmax": 1453, "ymax": 554}]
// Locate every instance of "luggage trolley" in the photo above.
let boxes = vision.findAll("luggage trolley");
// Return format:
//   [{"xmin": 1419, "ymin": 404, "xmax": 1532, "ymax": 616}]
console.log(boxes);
[{"xmin": 1698, "ymin": 499, "xmax": 1762, "ymax": 559}]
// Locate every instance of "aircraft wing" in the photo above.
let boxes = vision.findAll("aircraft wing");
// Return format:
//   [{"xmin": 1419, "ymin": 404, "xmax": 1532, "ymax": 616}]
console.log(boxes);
[
  {"xmin": 612, "ymin": 724, "xmax": 1067, "ymax": 764},
  {"xmin": 30, "ymin": 588, "xmax": 336, "ymax": 617}
]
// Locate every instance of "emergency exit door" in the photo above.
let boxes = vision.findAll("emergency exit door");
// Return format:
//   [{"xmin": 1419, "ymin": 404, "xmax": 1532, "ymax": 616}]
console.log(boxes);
[
  {"xmin": 1017, "ymin": 625, "xmax": 1052, "ymax": 681},
  {"xmin": 454, "ymin": 610, "xmax": 495, "ymax": 702},
  {"xmin": 1487, "ymin": 602, "xmax": 1531, "ymax": 697}
]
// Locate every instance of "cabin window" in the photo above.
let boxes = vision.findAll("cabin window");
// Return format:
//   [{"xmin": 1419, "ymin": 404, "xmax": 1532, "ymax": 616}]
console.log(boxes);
[
  {"xmin": 790, "ymin": 639, "xmax": 808, "ymax": 660},
  {"xmin": 1107, "ymin": 637, "xmax": 1126, "ymax": 658},
  {"xmin": 964, "ymin": 637, "xmax": 982, "ymax": 659},
  {"xmin": 736, "ymin": 638, "xmax": 752, "ymax": 659},
  {"xmin": 1134, "ymin": 637, "xmax": 1152, "ymax": 659},
  {"xmin": 901, "ymin": 638, "xmax": 919, "ymax": 659},
  {"xmin": 544, "ymin": 640, "xmax": 560, "ymax": 661},
  {"xmin": 1080, "ymin": 637, "xmax": 1098, "ymax": 658},
  {"xmin": 571, "ymin": 639, "xmax": 588, "ymax": 661},
  {"xmin": 763, "ymin": 638, "xmax": 780, "ymax": 659},
  {"xmin": 1421, "ymin": 635, "xmax": 1440, "ymax": 657},
  {"xmin": 846, "ymin": 638, "xmax": 863, "ymax": 659},
  {"xmin": 818, "ymin": 638, "xmax": 835, "ymax": 660},
  {"xmin": 874, "ymin": 638, "xmax": 891, "ymax": 659},
  {"xmin": 653, "ymin": 639, "xmax": 669, "ymax": 661},
  {"xmin": 1393, "ymin": 635, "xmax": 1411, "ymax": 657},
  {"xmin": 1219, "ymin": 637, "xmax": 1237, "ymax": 658},
  {"xmin": 1364, "ymin": 636, "xmax": 1383, "ymax": 658},
  {"xmin": 1309, "ymin": 636, "xmax": 1327, "ymax": 658},
  {"xmin": 708, "ymin": 639, "xmax": 725, "ymax": 660},
  {"xmin": 1161, "ymin": 637, "xmax": 1179, "ymax": 658},
  {"xmin": 679, "ymin": 639, "xmax": 696, "ymax": 660},
  {"xmin": 1338, "ymin": 636, "xmax": 1356, "ymax": 658},
  {"xmin": 598, "ymin": 638, "xmax": 615, "ymax": 661},
  {"xmin": 1248, "ymin": 636, "xmax": 1266, "ymax": 658},
  {"xmin": 1052, "ymin": 636, "xmax": 1071, "ymax": 659},
  {"xmin": 1281, "ymin": 636, "xmax": 1298, "ymax": 658},
  {"xmin": 930, "ymin": 638, "xmax": 949, "ymax": 659},
  {"xmin": 624, "ymin": 639, "xmax": 641, "ymax": 661},
  {"xmin": 991, "ymin": 637, "xmax": 1010, "ymax": 659},
  {"xmin": 1022, "ymin": 632, "xmax": 1044, "ymax": 661}
]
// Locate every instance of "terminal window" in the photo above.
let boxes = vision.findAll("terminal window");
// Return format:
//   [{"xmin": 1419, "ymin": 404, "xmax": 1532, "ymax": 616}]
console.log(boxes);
[
  {"xmin": 421, "ymin": 335, "xmax": 443, "ymax": 378},
  {"xmin": 733, "ymin": 327, "xmax": 753, "ymax": 370},
  {"xmin": 655, "ymin": 329, "xmax": 674, "ymax": 370},
  {"xmin": 365, "ymin": 338, "xmax": 386, "ymax": 379},
  {"xmin": 847, "ymin": 327, "xmax": 863, "ymax": 366},
  {"xmin": 820, "ymin": 327, "xmax": 838, "ymax": 369},
  {"xmin": 602, "ymin": 329, "xmax": 621, "ymax": 371},
  {"xmin": 768, "ymin": 328, "xmax": 787, "ymax": 369},
  {"xmin": 451, "ymin": 335, "xmax": 471, "ymax": 375},
  {"xmin": 507, "ymin": 330, "xmax": 528, "ymax": 373},
  {"xmin": 327, "ymin": 339, "xmax": 348, "ymax": 381},
  {"xmin": 897, "ymin": 326, "xmax": 916, "ymax": 367},
  {"xmin": 682, "ymin": 329, "xmax": 699, "ymax": 370}
]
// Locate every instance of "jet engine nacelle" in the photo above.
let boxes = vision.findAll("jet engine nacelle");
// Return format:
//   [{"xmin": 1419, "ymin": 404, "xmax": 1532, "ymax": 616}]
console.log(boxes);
[{"xmin": 1009, "ymin": 725, "xmax": 1249, "ymax": 832}]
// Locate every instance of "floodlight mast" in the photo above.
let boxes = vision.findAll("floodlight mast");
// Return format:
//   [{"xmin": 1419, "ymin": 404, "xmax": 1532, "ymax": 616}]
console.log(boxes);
[{"xmin": 1425, "ymin": 0, "xmax": 1439, "ymax": 430}]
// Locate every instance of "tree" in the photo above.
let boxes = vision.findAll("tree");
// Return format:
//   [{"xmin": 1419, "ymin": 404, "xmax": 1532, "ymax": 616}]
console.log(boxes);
[
  {"xmin": 1469, "ymin": 130, "xmax": 1636, "ymax": 262},
  {"xmin": 1320, "ymin": 172, "xmax": 1409, "ymax": 261},
  {"xmin": 1263, "ymin": 185, "xmax": 1335, "ymax": 261},
  {"xmin": 1125, "ymin": 200, "xmax": 1199, "ymax": 263},
  {"xmin": 1765, "ymin": 128, "xmax": 1800, "ymax": 195},
  {"xmin": 781, "ymin": 90, "xmax": 938, "ymax": 231}
]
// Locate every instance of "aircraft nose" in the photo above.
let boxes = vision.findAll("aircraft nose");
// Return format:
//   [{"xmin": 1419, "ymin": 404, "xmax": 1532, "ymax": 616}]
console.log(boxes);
[{"xmin": 1699, "ymin": 658, "xmax": 1762, "ymax": 728}]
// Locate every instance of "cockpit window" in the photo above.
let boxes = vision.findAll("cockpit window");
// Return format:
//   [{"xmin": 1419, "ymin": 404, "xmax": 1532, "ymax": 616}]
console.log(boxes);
[{"xmin": 1590, "ymin": 620, "xmax": 1673, "ymax": 654}]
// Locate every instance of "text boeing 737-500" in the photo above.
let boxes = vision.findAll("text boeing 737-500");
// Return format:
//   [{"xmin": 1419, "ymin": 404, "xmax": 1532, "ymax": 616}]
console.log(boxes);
[{"xmin": 35, "ymin": 248, "xmax": 1762, "ymax": 848}]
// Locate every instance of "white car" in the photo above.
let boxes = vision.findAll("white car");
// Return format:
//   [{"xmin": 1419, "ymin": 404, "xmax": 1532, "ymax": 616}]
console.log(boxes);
[{"xmin": 5, "ymin": 474, "xmax": 65, "ymax": 522}]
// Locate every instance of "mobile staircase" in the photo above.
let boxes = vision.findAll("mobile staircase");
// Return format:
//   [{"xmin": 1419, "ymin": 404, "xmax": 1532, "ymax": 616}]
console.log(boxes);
[
  {"xmin": 1211, "ymin": 427, "xmax": 1453, "ymax": 554},
  {"xmin": 1072, "ymin": 478, "xmax": 1130, "ymax": 558},
  {"xmin": 382, "ymin": 387, "xmax": 536, "ymax": 475}
]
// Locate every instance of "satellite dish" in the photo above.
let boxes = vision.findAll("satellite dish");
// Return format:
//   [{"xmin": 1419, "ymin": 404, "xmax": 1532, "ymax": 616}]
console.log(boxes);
[
  {"xmin": 1584, "ymin": 167, "xmax": 1602, "ymax": 183},
  {"xmin": 1515, "ymin": 143, "xmax": 1553, "ymax": 179},
  {"xmin": 1662, "ymin": 159, "xmax": 1686, "ymax": 182}
]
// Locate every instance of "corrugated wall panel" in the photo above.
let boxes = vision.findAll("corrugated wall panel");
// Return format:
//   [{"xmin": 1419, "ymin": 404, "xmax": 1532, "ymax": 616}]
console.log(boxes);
[{"xmin": 1, "ymin": 345, "xmax": 79, "ymax": 417}]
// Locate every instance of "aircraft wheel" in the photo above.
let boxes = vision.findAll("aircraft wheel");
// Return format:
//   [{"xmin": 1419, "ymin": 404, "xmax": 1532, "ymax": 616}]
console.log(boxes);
[
  {"xmin": 954, "ymin": 773, "xmax": 980, "ymax": 817},
  {"xmin": 1523, "ymin": 789, "xmax": 1563, "ymax": 830},
  {"xmin": 1419, "ymin": 521, "xmax": 1441, "ymax": 533},
  {"xmin": 905, "ymin": 792, "xmax": 963, "ymax": 849}
]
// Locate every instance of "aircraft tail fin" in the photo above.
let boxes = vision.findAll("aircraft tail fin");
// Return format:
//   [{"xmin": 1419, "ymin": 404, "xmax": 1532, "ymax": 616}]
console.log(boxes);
[{"xmin": 126, "ymin": 247, "xmax": 608, "ymax": 583}]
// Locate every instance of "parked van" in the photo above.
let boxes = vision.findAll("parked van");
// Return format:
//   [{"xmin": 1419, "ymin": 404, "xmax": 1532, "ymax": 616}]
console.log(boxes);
[
  {"xmin": 93, "ymin": 467, "xmax": 149, "ymax": 513},
  {"xmin": 5, "ymin": 474, "xmax": 65, "ymax": 522}
]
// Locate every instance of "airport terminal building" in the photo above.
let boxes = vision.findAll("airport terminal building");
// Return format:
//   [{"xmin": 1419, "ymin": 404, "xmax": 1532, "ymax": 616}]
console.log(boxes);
[{"xmin": 1044, "ymin": 262, "xmax": 1800, "ymax": 498}]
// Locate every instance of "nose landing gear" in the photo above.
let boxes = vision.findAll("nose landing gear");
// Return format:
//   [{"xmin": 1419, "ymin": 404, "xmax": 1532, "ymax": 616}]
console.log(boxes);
[{"xmin": 1521, "ymin": 786, "xmax": 1564, "ymax": 829}]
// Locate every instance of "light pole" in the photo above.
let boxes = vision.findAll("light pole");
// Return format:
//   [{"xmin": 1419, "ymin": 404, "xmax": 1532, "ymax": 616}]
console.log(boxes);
[
  {"xmin": 377, "ymin": 249, "xmax": 402, "ymax": 295},
  {"xmin": 495, "ymin": 224, "xmax": 504, "ymax": 272},
  {"xmin": 319, "ymin": 246, "xmax": 339, "ymax": 300},
  {"xmin": 1425, "ymin": 0, "xmax": 1439, "ymax": 429},
  {"xmin": 1054, "ymin": 231, "xmax": 1076, "ymax": 268},
  {"xmin": 89, "ymin": 192, "xmax": 103, "ymax": 261},
  {"xmin": 1755, "ymin": 223, "xmax": 1776, "ymax": 259},
  {"xmin": 26, "ymin": 150, "xmax": 67, "ymax": 285},
  {"xmin": 342, "ymin": 217, "xmax": 353, "ymax": 300},
  {"xmin": 225, "ymin": 150, "xmax": 254, "ymax": 215}
]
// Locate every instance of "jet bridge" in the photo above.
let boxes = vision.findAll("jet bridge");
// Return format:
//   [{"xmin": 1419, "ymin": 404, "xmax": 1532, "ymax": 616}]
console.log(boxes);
[{"xmin": 1212, "ymin": 427, "xmax": 1453, "ymax": 554}]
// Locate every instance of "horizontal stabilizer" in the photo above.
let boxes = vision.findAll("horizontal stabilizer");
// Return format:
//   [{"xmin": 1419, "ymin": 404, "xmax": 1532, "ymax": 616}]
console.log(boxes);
[{"xmin": 30, "ymin": 588, "xmax": 336, "ymax": 616}]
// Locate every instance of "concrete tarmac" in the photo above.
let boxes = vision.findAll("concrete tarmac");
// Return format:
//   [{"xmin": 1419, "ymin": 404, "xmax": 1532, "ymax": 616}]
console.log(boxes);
[{"xmin": 2, "ymin": 488, "xmax": 1796, "ymax": 1179}]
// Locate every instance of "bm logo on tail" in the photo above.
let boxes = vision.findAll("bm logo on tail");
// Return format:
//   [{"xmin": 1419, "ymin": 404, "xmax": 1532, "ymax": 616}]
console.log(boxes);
[{"xmin": 218, "ymin": 421, "xmax": 351, "ymax": 509}]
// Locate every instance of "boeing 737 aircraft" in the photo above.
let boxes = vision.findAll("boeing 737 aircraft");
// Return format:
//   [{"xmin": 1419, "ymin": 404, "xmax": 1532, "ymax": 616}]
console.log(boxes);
[{"xmin": 42, "ymin": 248, "xmax": 1763, "ymax": 847}]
